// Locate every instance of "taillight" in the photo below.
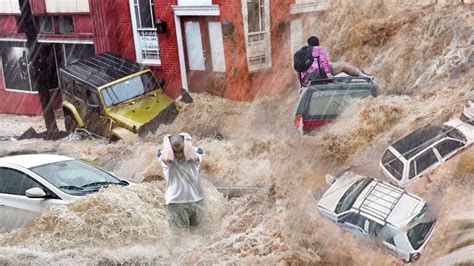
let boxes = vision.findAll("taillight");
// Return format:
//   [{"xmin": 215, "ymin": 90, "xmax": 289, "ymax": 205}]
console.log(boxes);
[
  {"xmin": 295, "ymin": 114, "xmax": 302, "ymax": 128},
  {"xmin": 411, "ymin": 252, "xmax": 421, "ymax": 262}
]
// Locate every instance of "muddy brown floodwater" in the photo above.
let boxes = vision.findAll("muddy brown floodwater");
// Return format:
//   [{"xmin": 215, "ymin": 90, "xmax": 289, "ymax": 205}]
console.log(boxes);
[{"xmin": 0, "ymin": 2, "xmax": 473, "ymax": 265}]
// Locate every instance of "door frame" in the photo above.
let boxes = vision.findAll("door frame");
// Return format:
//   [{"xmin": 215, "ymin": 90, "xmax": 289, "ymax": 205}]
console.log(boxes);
[{"xmin": 171, "ymin": 4, "xmax": 220, "ymax": 91}]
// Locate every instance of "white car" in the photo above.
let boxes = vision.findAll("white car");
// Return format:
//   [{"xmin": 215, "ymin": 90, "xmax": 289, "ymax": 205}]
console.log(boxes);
[
  {"xmin": 381, "ymin": 118, "xmax": 474, "ymax": 187},
  {"xmin": 461, "ymin": 88, "xmax": 474, "ymax": 123},
  {"xmin": 0, "ymin": 154, "xmax": 130, "ymax": 231},
  {"xmin": 318, "ymin": 172, "xmax": 436, "ymax": 263}
]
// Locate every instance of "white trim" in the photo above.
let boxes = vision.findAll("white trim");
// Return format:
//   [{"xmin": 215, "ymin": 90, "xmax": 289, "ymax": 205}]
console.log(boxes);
[
  {"xmin": 3, "ymin": 88, "xmax": 38, "ymax": 94},
  {"xmin": 129, "ymin": 0, "xmax": 161, "ymax": 65},
  {"xmin": 171, "ymin": 5, "xmax": 220, "ymax": 16},
  {"xmin": 290, "ymin": 1, "xmax": 330, "ymax": 14},
  {"xmin": 173, "ymin": 15, "xmax": 188, "ymax": 91},
  {"xmin": 37, "ymin": 38, "xmax": 94, "ymax": 44},
  {"xmin": 0, "ymin": 37, "xmax": 27, "ymax": 42}
]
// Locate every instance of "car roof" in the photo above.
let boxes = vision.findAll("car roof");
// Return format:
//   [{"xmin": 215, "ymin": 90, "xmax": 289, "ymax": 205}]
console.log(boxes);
[
  {"xmin": 353, "ymin": 180, "xmax": 424, "ymax": 227},
  {"xmin": 0, "ymin": 154, "xmax": 73, "ymax": 169},
  {"xmin": 60, "ymin": 52, "xmax": 147, "ymax": 88},
  {"xmin": 391, "ymin": 124, "xmax": 450, "ymax": 159}
]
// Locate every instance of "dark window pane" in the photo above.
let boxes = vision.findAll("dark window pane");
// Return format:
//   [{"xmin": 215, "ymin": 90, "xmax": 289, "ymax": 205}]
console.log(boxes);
[
  {"xmin": 409, "ymin": 160, "xmax": 416, "ymax": 179},
  {"xmin": 1, "ymin": 46, "xmax": 31, "ymax": 91},
  {"xmin": 73, "ymin": 82, "xmax": 86, "ymax": 101},
  {"xmin": 415, "ymin": 149, "xmax": 438, "ymax": 174},
  {"xmin": 138, "ymin": 0, "xmax": 153, "ymax": 28},
  {"xmin": 382, "ymin": 150, "xmax": 404, "ymax": 180},
  {"xmin": 407, "ymin": 221, "xmax": 435, "ymax": 250},
  {"xmin": 58, "ymin": 16, "xmax": 74, "ymax": 34},
  {"xmin": 37, "ymin": 16, "xmax": 53, "ymax": 33},
  {"xmin": 435, "ymin": 140, "xmax": 464, "ymax": 158},
  {"xmin": 247, "ymin": 0, "xmax": 261, "ymax": 33},
  {"xmin": 0, "ymin": 168, "xmax": 41, "ymax": 195},
  {"xmin": 87, "ymin": 91, "xmax": 100, "ymax": 106},
  {"xmin": 61, "ymin": 75, "xmax": 73, "ymax": 95}
]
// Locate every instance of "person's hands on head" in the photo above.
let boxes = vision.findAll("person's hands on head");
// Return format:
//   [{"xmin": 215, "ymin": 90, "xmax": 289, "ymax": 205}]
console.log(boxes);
[
  {"xmin": 180, "ymin": 132, "xmax": 198, "ymax": 162},
  {"xmin": 160, "ymin": 134, "xmax": 174, "ymax": 162}
]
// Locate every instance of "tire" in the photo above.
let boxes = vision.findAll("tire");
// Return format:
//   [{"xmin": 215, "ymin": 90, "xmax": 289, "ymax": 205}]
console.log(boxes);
[{"xmin": 64, "ymin": 113, "xmax": 78, "ymax": 133}]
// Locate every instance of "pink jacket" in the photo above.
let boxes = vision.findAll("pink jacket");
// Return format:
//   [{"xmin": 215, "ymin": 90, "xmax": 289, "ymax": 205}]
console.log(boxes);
[{"xmin": 299, "ymin": 46, "xmax": 331, "ymax": 85}]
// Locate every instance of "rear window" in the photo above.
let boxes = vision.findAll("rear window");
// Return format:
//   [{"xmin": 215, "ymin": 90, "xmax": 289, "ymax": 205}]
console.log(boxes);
[
  {"xmin": 335, "ymin": 177, "xmax": 373, "ymax": 214},
  {"xmin": 435, "ymin": 139, "xmax": 465, "ymax": 158},
  {"xmin": 382, "ymin": 150, "xmax": 404, "ymax": 180},
  {"xmin": 407, "ymin": 220, "xmax": 435, "ymax": 250},
  {"xmin": 307, "ymin": 90, "xmax": 371, "ymax": 116}
]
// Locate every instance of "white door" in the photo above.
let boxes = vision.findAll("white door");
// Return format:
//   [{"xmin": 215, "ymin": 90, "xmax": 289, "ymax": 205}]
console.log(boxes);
[{"xmin": 0, "ymin": 168, "xmax": 65, "ymax": 231}]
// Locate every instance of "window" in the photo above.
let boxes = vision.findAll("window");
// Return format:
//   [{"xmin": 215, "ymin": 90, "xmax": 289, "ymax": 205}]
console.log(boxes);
[
  {"xmin": 409, "ymin": 160, "xmax": 416, "ymax": 179},
  {"xmin": 344, "ymin": 213, "xmax": 367, "ymax": 230},
  {"xmin": 415, "ymin": 149, "xmax": 438, "ymax": 174},
  {"xmin": 36, "ymin": 16, "xmax": 53, "ymax": 33},
  {"xmin": 242, "ymin": 0, "xmax": 271, "ymax": 71},
  {"xmin": 407, "ymin": 221, "xmax": 435, "ymax": 250},
  {"xmin": 61, "ymin": 75, "xmax": 73, "ymax": 95},
  {"xmin": 385, "ymin": 237, "xmax": 395, "ymax": 246},
  {"xmin": 129, "ymin": 0, "xmax": 160, "ymax": 64},
  {"xmin": 382, "ymin": 150, "xmax": 404, "ymax": 180},
  {"xmin": 1, "ymin": 46, "xmax": 32, "ymax": 92},
  {"xmin": 73, "ymin": 82, "xmax": 86, "ymax": 101},
  {"xmin": 308, "ymin": 90, "xmax": 372, "ymax": 117},
  {"xmin": 58, "ymin": 16, "xmax": 74, "ymax": 34},
  {"xmin": 435, "ymin": 139, "xmax": 464, "ymax": 158},
  {"xmin": 0, "ymin": 168, "xmax": 42, "ymax": 196},
  {"xmin": 87, "ymin": 91, "xmax": 100, "ymax": 107},
  {"xmin": 335, "ymin": 178, "xmax": 373, "ymax": 214},
  {"xmin": 101, "ymin": 72, "xmax": 157, "ymax": 107}
]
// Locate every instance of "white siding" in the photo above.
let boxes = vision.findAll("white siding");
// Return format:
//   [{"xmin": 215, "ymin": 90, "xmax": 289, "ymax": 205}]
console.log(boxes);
[
  {"xmin": 45, "ymin": 0, "xmax": 90, "ymax": 13},
  {"xmin": 0, "ymin": 0, "xmax": 20, "ymax": 14}
]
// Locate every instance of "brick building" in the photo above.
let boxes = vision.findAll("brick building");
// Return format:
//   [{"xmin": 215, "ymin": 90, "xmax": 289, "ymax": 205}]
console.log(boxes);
[{"xmin": 0, "ymin": 0, "xmax": 295, "ymax": 115}]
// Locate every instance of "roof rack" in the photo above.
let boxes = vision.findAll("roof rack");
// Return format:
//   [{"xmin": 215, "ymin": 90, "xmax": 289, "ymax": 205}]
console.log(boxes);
[{"xmin": 357, "ymin": 181, "xmax": 405, "ymax": 224}]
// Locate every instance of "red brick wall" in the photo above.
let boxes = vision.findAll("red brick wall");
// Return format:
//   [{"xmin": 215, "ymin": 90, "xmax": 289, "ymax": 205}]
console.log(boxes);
[{"xmin": 0, "ymin": 16, "xmax": 19, "ymax": 35}]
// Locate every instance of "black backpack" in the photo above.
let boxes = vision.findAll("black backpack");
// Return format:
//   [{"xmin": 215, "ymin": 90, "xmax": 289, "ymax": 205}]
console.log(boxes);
[{"xmin": 293, "ymin": 46, "xmax": 314, "ymax": 72}]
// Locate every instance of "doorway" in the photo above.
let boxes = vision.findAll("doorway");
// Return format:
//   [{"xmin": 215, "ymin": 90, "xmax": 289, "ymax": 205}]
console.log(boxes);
[{"xmin": 181, "ymin": 17, "xmax": 226, "ymax": 96}]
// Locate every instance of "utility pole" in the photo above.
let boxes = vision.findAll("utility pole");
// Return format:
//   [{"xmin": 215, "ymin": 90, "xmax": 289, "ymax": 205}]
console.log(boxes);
[{"xmin": 18, "ymin": 0, "xmax": 59, "ymax": 139}]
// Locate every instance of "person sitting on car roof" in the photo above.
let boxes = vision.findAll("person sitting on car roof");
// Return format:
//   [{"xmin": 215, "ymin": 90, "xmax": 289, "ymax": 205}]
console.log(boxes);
[
  {"xmin": 298, "ymin": 36, "xmax": 373, "ymax": 87},
  {"xmin": 158, "ymin": 132, "xmax": 204, "ymax": 229}
]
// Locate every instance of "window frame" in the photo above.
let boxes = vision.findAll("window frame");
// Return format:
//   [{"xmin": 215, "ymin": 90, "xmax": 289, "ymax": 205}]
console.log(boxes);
[
  {"xmin": 434, "ymin": 138, "xmax": 465, "ymax": 159},
  {"xmin": 57, "ymin": 15, "xmax": 75, "ymax": 35},
  {"xmin": 241, "ymin": 0, "xmax": 272, "ymax": 72},
  {"xmin": 413, "ymin": 148, "xmax": 439, "ymax": 176},
  {"xmin": 129, "ymin": 0, "xmax": 161, "ymax": 65}
]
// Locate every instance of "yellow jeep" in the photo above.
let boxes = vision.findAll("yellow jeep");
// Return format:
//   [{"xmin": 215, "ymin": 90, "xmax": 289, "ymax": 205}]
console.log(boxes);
[{"xmin": 59, "ymin": 53, "xmax": 177, "ymax": 140}]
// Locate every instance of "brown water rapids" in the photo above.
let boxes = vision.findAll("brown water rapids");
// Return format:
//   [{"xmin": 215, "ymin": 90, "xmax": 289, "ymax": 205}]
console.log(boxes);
[{"xmin": 0, "ymin": 2, "xmax": 473, "ymax": 265}]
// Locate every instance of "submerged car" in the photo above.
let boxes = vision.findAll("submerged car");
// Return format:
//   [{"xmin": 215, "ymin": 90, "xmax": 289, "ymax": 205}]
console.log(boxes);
[
  {"xmin": 60, "ymin": 52, "xmax": 178, "ymax": 141},
  {"xmin": 294, "ymin": 76, "xmax": 379, "ymax": 133},
  {"xmin": 318, "ymin": 172, "xmax": 436, "ymax": 263},
  {"xmin": 460, "ymin": 88, "xmax": 474, "ymax": 124},
  {"xmin": 381, "ymin": 118, "xmax": 474, "ymax": 187},
  {"xmin": 0, "ymin": 154, "xmax": 131, "ymax": 231}
]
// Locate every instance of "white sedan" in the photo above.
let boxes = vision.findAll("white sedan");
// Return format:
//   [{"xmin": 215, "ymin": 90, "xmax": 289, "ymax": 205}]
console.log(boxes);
[{"xmin": 0, "ymin": 154, "xmax": 130, "ymax": 231}]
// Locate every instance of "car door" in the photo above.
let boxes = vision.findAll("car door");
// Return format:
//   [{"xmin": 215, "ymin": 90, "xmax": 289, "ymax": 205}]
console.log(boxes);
[
  {"xmin": 0, "ymin": 167, "xmax": 65, "ymax": 231},
  {"xmin": 340, "ymin": 212, "xmax": 368, "ymax": 239},
  {"xmin": 412, "ymin": 148, "xmax": 440, "ymax": 179}
]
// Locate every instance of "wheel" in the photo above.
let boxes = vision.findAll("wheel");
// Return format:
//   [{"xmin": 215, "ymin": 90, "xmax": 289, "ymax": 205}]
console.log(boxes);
[{"xmin": 64, "ymin": 113, "xmax": 78, "ymax": 133}]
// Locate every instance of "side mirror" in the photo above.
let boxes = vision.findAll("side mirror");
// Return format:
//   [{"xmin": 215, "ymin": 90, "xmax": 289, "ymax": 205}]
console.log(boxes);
[
  {"xmin": 25, "ymin": 187, "xmax": 46, "ymax": 198},
  {"xmin": 325, "ymin": 174, "xmax": 336, "ymax": 185},
  {"xmin": 158, "ymin": 79, "xmax": 165, "ymax": 88}
]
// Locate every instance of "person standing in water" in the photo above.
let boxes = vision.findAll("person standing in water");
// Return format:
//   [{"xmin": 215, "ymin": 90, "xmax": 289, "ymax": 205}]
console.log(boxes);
[
  {"xmin": 158, "ymin": 132, "xmax": 204, "ymax": 229},
  {"xmin": 298, "ymin": 35, "xmax": 372, "ymax": 86}
]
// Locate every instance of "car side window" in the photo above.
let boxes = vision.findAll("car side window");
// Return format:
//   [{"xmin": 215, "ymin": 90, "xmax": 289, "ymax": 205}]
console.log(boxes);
[
  {"xmin": 0, "ymin": 168, "xmax": 42, "ymax": 195},
  {"xmin": 415, "ymin": 149, "xmax": 438, "ymax": 174},
  {"xmin": 368, "ymin": 221, "xmax": 383, "ymax": 236},
  {"xmin": 87, "ymin": 90, "xmax": 100, "ymax": 107},
  {"xmin": 61, "ymin": 76, "xmax": 73, "ymax": 96},
  {"xmin": 73, "ymin": 81, "xmax": 86, "ymax": 101},
  {"xmin": 385, "ymin": 237, "xmax": 395, "ymax": 246},
  {"xmin": 434, "ymin": 139, "xmax": 464, "ymax": 158},
  {"xmin": 409, "ymin": 160, "xmax": 416, "ymax": 179},
  {"xmin": 343, "ymin": 213, "xmax": 367, "ymax": 230}
]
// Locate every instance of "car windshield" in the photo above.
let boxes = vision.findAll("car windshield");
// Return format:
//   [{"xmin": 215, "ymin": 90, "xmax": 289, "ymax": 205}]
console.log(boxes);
[
  {"xmin": 101, "ymin": 72, "xmax": 158, "ymax": 107},
  {"xmin": 335, "ymin": 177, "xmax": 373, "ymax": 214},
  {"xmin": 308, "ymin": 90, "xmax": 372, "ymax": 116},
  {"xmin": 30, "ymin": 160, "xmax": 125, "ymax": 195},
  {"xmin": 381, "ymin": 150, "xmax": 404, "ymax": 180}
]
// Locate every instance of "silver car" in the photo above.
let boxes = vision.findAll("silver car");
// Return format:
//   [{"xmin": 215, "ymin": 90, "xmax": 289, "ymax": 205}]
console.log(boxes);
[{"xmin": 0, "ymin": 154, "xmax": 130, "ymax": 231}]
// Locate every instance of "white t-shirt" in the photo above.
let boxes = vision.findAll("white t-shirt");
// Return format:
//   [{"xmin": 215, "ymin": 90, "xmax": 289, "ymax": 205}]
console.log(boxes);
[{"xmin": 159, "ymin": 150, "xmax": 204, "ymax": 204}]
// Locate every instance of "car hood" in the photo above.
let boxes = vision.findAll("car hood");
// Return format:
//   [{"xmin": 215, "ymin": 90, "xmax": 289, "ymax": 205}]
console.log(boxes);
[
  {"xmin": 317, "ymin": 171, "xmax": 364, "ymax": 213},
  {"xmin": 106, "ymin": 90, "xmax": 174, "ymax": 131}
]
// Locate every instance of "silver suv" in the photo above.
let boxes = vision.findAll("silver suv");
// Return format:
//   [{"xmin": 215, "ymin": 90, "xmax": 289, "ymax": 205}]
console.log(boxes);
[{"xmin": 318, "ymin": 172, "xmax": 436, "ymax": 263}]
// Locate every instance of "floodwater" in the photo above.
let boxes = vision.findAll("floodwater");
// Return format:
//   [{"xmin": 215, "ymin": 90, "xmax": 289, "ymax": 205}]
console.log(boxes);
[{"xmin": 0, "ymin": 2, "xmax": 473, "ymax": 265}]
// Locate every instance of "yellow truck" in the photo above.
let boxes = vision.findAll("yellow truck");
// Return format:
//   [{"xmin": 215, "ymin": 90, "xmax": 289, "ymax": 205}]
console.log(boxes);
[{"xmin": 59, "ymin": 53, "xmax": 177, "ymax": 140}]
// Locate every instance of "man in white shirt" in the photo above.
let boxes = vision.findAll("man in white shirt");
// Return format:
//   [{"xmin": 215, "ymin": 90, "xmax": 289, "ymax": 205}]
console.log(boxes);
[{"xmin": 158, "ymin": 132, "xmax": 204, "ymax": 229}]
